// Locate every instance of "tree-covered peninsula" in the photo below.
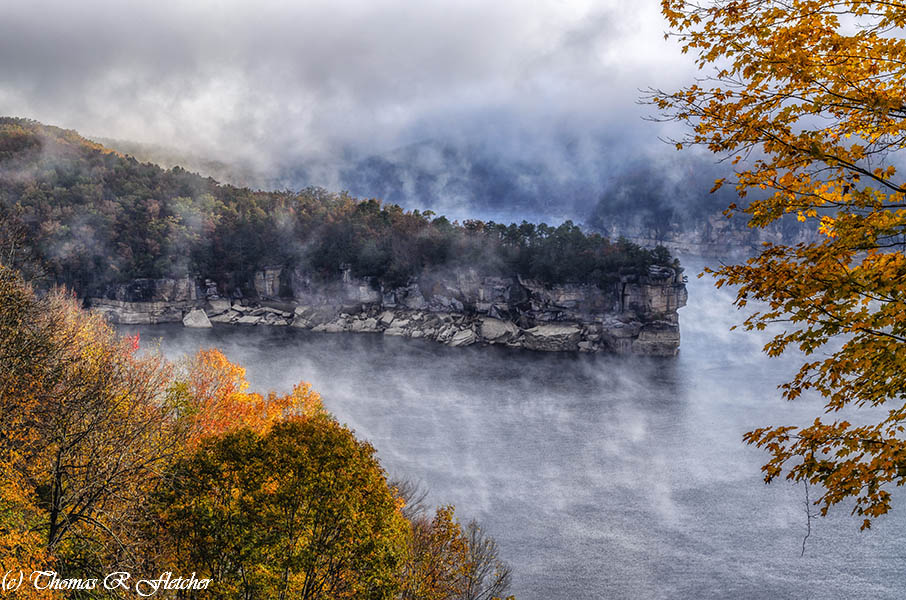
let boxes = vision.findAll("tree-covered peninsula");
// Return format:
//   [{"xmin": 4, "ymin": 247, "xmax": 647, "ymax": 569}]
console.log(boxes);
[{"xmin": 0, "ymin": 117, "xmax": 676, "ymax": 298}]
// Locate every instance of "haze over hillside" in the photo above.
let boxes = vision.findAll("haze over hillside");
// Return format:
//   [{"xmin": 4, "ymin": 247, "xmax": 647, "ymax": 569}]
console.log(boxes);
[
  {"xmin": 0, "ymin": 118, "xmax": 677, "ymax": 301},
  {"xmin": 97, "ymin": 133, "xmax": 739, "ymax": 227},
  {"xmin": 0, "ymin": 0, "xmax": 814, "ymax": 254},
  {"xmin": 0, "ymin": 0, "xmax": 725, "ymax": 226}
]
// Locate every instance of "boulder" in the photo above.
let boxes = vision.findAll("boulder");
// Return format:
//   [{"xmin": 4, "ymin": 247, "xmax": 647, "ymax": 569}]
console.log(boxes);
[
  {"xmin": 209, "ymin": 310, "xmax": 239, "ymax": 323},
  {"xmin": 89, "ymin": 298, "xmax": 193, "ymax": 324},
  {"xmin": 291, "ymin": 306, "xmax": 337, "ymax": 327},
  {"xmin": 435, "ymin": 324, "xmax": 456, "ymax": 343},
  {"xmin": 448, "ymin": 328, "xmax": 477, "ymax": 347},
  {"xmin": 182, "ymin": 308, "xmax": 212, "ymax": 328},
  {"xmin": 523, "ymin": 324, "xmax": 581, "ymax": 351},
  {"xmin": 206, "ymin": 299, "xmax": 231, "ymax": 315},
  {"xmin": 350, "ymin": 317, "xmax": 380, "ymax": 332},
  {"xmin": 479, "ymin": 318, "xmax": 519, "ymax": 343}
]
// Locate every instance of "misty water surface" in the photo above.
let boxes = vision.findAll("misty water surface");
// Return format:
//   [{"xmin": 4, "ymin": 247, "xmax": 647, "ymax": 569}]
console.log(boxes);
[{"xmin": 123, "ymin": 258, "xmax": 906, "ymax": 600}]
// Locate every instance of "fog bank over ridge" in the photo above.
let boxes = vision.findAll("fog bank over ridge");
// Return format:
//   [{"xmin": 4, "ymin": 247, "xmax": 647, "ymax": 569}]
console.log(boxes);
[
  {"xmin": 97, "ymin": 132, "xmax": 737, "ymax": 229},
  {"xmin": 0, "ymin": 0, "xmax": 712, "ymax": 223}
]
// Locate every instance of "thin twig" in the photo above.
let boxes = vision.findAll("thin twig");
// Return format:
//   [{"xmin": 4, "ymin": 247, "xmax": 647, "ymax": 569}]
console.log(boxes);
[{"xmin": 801, "ymin": 480, "xmax": 813, "ymax": 557}]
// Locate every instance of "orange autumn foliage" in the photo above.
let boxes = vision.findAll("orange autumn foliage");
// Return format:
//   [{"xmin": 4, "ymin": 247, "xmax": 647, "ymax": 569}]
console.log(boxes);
[
  {"xmin": 171, "ymin": 349, "xmax": 324, "ymax": 448},
  {"xmin": 0, "ymin": 265, "xmax": 173, "ymax": 585},
  {"xmin": 0, "ymin": 265, "xmax": 326, "ymax": 586},
  {"xmin": 1, "ymin": 265, "xmax": 513, "ymax": 598}
]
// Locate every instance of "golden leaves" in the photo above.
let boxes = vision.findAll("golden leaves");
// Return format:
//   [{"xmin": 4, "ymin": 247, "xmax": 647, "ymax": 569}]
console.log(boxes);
[
  {"xmin": 173, "ymin": 349, "xmax": 324, "ymax": 450},
  {"xmin": 654, "ymin": 0, "xmax": 906, "ymax": 526},
  {"xmin": 0, "ymin": 267, "xmax": 332, "ymax": 584}
]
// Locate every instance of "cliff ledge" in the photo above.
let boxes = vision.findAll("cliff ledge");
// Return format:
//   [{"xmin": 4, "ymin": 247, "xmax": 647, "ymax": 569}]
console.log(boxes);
[{"xmin": 88, "ymin": 265, "xmax": 688, "ymax": 356}]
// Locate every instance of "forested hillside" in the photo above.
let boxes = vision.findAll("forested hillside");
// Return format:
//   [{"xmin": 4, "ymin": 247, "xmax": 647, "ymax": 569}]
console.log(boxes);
[{"xmin": 0, "ymin": 118, "xmax": 676, "ymax": 298}]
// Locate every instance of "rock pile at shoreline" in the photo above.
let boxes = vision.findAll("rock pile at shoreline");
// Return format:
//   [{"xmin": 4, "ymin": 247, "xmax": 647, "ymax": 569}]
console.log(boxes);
[{"xmin": 88, "ymin": 265, "xmax": 687, "ymax": 356}]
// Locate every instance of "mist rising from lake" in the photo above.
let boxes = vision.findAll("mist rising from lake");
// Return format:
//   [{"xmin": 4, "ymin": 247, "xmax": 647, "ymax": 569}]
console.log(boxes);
[{"xmin": 123, "ymin": 257, "xmax": 906, "ymax": 600}]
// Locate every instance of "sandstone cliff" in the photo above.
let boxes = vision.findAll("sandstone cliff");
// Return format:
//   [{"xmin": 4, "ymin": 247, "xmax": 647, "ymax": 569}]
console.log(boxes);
[
  {"xmin": 88, "ymin": 266, "xmax": 687, "ymax": 356},
  {"xmin": 600, "ymin": 213, "xmax": 819, "ymax": 258}
]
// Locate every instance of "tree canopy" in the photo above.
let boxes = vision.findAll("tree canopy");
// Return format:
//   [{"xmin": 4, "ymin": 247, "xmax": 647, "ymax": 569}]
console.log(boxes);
[
  {"xmin": 154, "ymin": 419, "xmax": 409, "ymax": 600},
  {"xmin": 653, "ymin": 0, "xmax": 906, "ymax": 528}
]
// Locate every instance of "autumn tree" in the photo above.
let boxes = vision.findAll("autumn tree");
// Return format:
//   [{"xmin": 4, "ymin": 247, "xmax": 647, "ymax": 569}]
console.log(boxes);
[
  {"xmin": 0, "ymin": 268, "xmax": 56, "ymax": 596},
  {"xmin": 167, "ymin": 348, "xmax": 324, "ymax": 449},
  {"xmin": 0, "ymin": 265, "xmax": 326, "ymax": 588},
  {"xmin": 400, "ymin": 506, "xmax": 470, "ymax": 600},
  {"xmin": 652, "ymin": 0, "xmax": 906, "ymax": 527},
  {"xmin": 398, "ymin": 503, "xmax": 513, "ymax": 600},
  {"xmin": 0, "ymin": 265, "xmax": 174, "ymax": 579},
  {"xmin": 459, "ymin": 521, "xmax": 513, "ymax": 600},
  {"xmin": 152, "ymin": 417, "xmax": 409, "ymax": 600}
]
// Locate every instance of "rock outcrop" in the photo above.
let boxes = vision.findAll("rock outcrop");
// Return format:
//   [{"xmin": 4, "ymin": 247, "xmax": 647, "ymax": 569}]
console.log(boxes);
[
  {"xmin": 89, "ymin": 276, "xmax": 198, "ymax": 324},
  {"xmin": 601, "ymin": 214, "xmax": 820, "ymax": 258},
  {"xmin": 182, "ymin": 308, "xmax": 212, "ymax": 328},
  {"xmin": 86, "ymin": 265, "xmax": 688, "ymax": 356}
]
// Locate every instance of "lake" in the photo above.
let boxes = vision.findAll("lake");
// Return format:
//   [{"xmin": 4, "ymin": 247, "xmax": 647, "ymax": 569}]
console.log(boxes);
[{"xmin": 122, "ymin": 258, "xmax": 906, "ymax": 600}]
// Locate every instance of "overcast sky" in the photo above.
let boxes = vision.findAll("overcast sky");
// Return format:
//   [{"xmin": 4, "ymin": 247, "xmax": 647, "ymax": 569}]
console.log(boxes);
[{"xmin": 0, "ymin": 0, "xmax": 698, "ymax": 162}]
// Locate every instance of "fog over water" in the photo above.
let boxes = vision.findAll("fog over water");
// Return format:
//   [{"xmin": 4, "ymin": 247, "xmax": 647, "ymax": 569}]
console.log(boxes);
[{"xmin": 123, "ymin": 257, "xmax": 906, "ymax": 600}]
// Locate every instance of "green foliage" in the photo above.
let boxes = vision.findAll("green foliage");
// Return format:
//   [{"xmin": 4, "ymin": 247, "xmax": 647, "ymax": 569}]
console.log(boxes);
[
  {"xmin": 153, "ymin": 418, "xmax": 409, "ymax": 600},
  {"xmin": 0, "ymin": 117, "xmax": 676, "ymax": 297}
]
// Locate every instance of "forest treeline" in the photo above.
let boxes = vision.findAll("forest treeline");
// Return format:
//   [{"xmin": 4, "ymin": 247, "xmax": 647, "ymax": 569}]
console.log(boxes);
[
  {"xmin": 0, "ymin": 264, "xmax": 514, "ymax": 599},
  {"xmin": 0, "ymin": 118, "xmax": 676, "ymax": 297}
]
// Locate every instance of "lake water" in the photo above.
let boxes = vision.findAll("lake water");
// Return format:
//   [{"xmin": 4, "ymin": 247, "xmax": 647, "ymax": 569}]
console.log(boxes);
[{"xmin": 123, "ymin": 258, "xmax": 906, "ymax": 600}]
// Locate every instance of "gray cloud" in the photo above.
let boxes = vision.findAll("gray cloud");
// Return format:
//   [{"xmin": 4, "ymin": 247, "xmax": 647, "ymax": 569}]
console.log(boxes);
[{"xmin": 0, "ymin": 0, "xmax": 703, "ymax": 218}]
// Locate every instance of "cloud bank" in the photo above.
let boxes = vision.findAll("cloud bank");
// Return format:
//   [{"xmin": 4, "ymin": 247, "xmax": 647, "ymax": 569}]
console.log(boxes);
[{"xmin": 0, "ymin": 0, "xmax": 706, "ymax": 219}]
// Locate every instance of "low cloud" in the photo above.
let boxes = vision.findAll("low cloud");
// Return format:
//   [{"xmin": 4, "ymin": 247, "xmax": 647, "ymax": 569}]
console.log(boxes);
[{"xmin": 1, "ymin": 0, "xmax": 703, "ymax": 218}]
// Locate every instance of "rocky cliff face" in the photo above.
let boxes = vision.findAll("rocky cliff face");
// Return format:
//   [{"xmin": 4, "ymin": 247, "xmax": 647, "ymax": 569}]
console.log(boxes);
[
  {"xmin": 89, "ymin": 276, "xmax": 198, "ymax": 324},
  {"xmin": 87, "ymin": 265, "xmax": 688, "ymax": 356},
  {"xmin": 602, "ymin": 213, "xmax": 819, "ymax": 258}
]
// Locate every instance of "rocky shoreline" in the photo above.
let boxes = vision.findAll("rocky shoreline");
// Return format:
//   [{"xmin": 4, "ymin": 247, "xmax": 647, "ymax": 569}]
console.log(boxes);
[{"xmin": 88, "ymin": 265, "xmax": 688, "ymax": 356}]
